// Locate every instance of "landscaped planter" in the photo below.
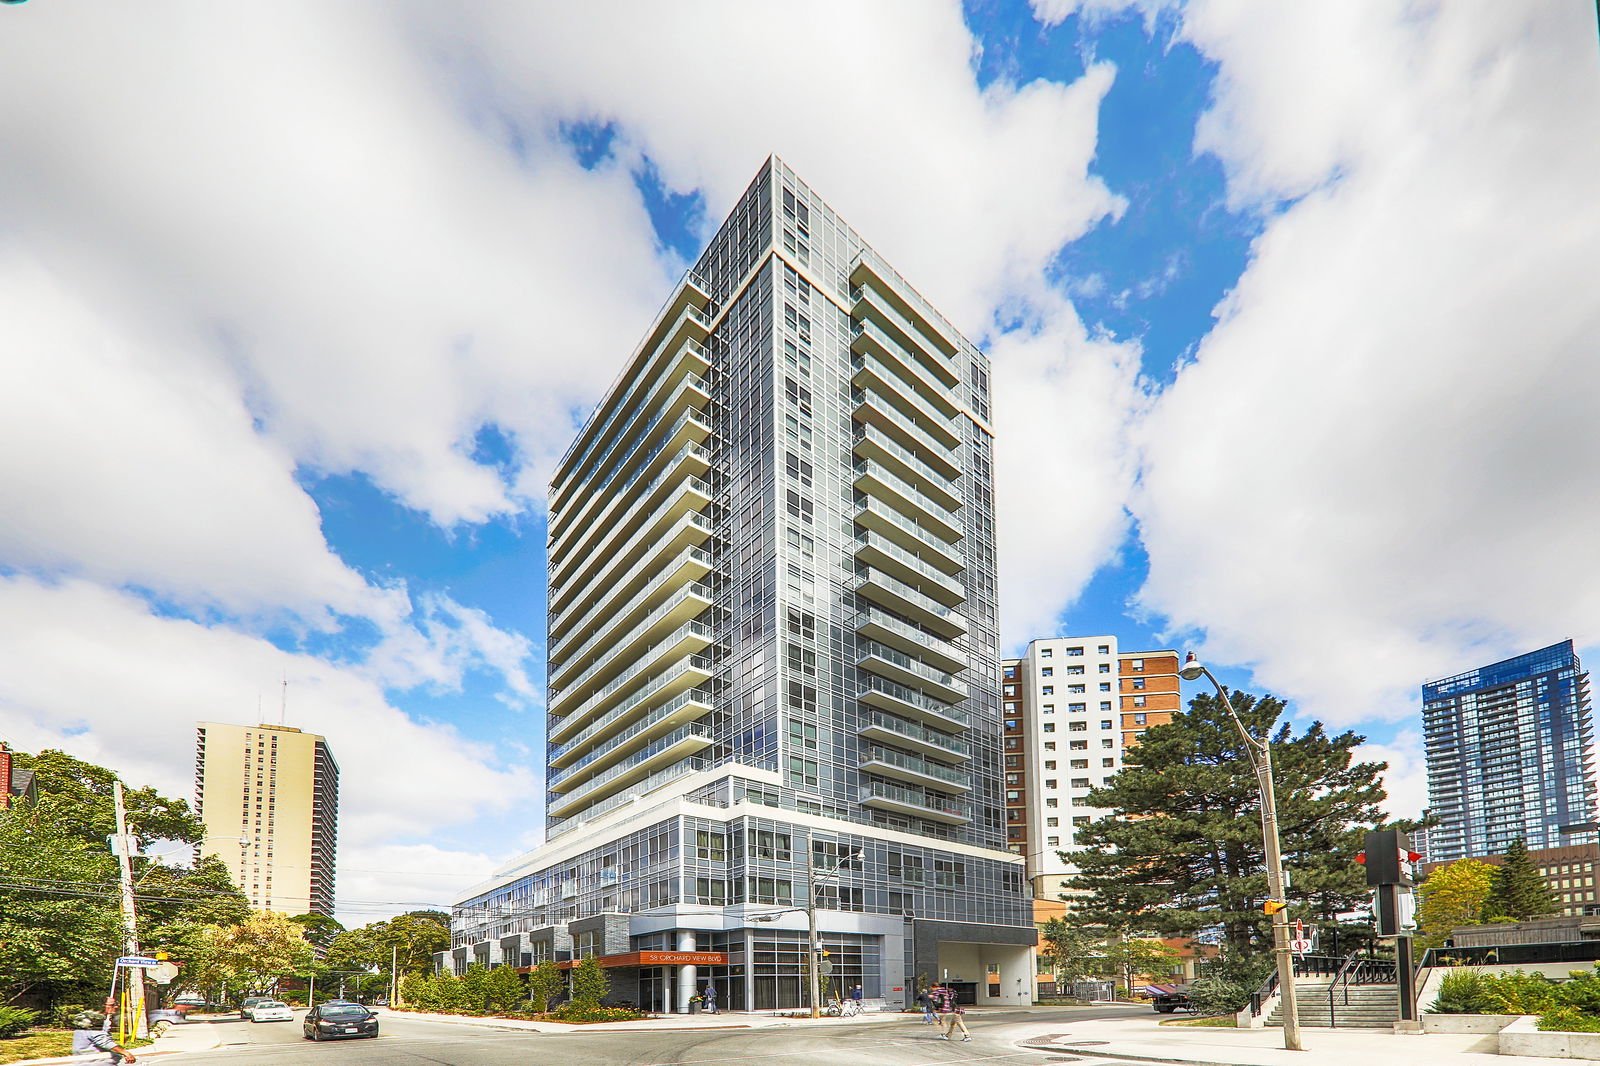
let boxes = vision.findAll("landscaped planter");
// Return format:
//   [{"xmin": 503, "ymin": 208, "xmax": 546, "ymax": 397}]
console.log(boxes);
[
  {"xmin": 1500, "ymin": 1015, "xmax": 1600, "ymax": 1060},
  {"xmin": 1421, "ymin": 1013, "xmax": 1522, "ymax": 1034}
]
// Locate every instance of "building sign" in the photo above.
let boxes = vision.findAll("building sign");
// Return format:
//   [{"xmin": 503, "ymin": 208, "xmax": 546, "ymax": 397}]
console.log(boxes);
[{"xmin": 553, "ymin": 951, "xmax": 729, "ymax": 970}]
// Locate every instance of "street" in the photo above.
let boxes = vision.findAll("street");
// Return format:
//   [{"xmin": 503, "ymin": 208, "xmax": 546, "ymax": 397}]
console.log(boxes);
[{"xmin": 170, "ymin": 1005, "xmax": 1144, "ymax": 1066}]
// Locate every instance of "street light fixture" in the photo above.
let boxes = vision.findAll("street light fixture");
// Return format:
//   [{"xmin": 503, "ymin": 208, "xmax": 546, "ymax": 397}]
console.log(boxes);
[{"xmin": 1178, "ymin": 653, "xmax": 1302, "ymax": 1052}]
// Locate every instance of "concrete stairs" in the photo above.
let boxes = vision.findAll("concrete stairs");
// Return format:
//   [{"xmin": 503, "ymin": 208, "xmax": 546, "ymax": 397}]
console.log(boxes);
[{"xmin": 1267, "ymin": 978, "xmax": 1399, "ymax": 1029}]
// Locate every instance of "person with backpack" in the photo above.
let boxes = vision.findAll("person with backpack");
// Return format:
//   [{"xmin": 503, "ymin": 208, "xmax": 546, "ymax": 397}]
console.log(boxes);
[{"xmin": 928, "ymin": 982, "xmax": 970, "ymax": 1041}]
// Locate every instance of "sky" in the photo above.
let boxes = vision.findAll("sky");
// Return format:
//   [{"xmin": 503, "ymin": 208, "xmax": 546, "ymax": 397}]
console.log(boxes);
[{"xmin": 1, "ymin": 0, "xmax": 1597, "ymax": 927}]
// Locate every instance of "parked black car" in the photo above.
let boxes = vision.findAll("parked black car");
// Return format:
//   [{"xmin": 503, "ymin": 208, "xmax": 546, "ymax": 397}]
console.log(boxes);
[{"xmin": 302, "ymin": 1002, "xmax": 379, "ymax": 1041}]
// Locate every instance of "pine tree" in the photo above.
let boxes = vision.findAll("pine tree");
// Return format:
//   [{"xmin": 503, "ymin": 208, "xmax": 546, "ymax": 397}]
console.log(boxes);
[
  {"xmin": 1486, "ymin": 838, "xmax": 1559, "ymax": 920},
  {"xmin": 1066, "ymin": 687, "xmax": 1387, "ymax": 959}
]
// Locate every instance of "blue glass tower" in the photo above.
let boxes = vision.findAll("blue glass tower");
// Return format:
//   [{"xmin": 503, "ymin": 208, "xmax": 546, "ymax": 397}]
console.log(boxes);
[{"xmin": 1423, "ymin": 640, "xmax": 1596, "ymax": 863}]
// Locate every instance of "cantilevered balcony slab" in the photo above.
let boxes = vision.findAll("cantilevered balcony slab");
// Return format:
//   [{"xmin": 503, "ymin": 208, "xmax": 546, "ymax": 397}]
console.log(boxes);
[
  {"xmin": 550, "ymin": 486, "xmax": 713, "ymax": 622},
  {"xmin": 859, "ymin": 711, "xmax": 969, "ymax": 764},
  {"xmin": 850, "ymin": 320, "xmax": 961, "ymax": 418},
  {"xmin": 860, "ymin": 747, "xmax": 972, "ymax": 793},
  {"xmin": 849, "ymin": 261, "xmax": 961, "ymax": 380},
  {"xmin": 860, "ymin": 781, "xmax": 971, "ymax": 825},
  {"xmin": 854, "ymin": 500, "xmax": 963, "ymax": 575},
  {"xmin": 851, "ymin": 393, "xmax": 960, "ymax": 481},
  {"xmin": 852, "ymin": 609, "xmax": 966, "ymax": 675},
  {"xmin": 550, "ymin": 688, "xmax": 713, "ymax": 786},
  {"xmin": 548, "ymin": 550, "xmax": 712, "ymax": 688},
  {"xmin": 548, "ymin": 724, "xmax": 713, "ymax": 818},
  {"xmin": 856, "ymin": 641, "xmax": 966, "ymax": 704},
  {"xmin": 858, "ymin": 674, "xmax": 968, "ymax": 731},
  {"xmin": 853, "ymin": 533, "xmax": 964, "ymax": 607},
  {"xmin": 853, "ymin": 425, "xmax": 961, "ymax": 514},
  {"xmin": 853, "ymin": 462, "xmax": 961, "ymax": 545},
  {"xmin": 855, "ymin": 567, "xmax": 967, "ymax": 641},
  {"xmin": 851, "ymin": 355, "xmax": 961, "ymax": 449}
]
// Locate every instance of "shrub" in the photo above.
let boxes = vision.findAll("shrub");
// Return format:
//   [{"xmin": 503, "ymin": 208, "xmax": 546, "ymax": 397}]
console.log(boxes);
[
  {"xmin": 571, "ymin": 958, "xmax": 610, "ymax": 1007},
  {"xmin": 1429, "ymin": 971, "xmax": 1494, "ymax": 1014},
  {"xmin": 1187, "ymin": 975, "xmax": 1257, "ymax": 1016},
  {"xmin": 546, "ymin": 1003, "xmax": 645, "ymax": 1024},
  {"xmin": 1539, "ymin": 1007, "xmax": 1600, "ymax": 1033},
  {"xmin": 1481, "ymin": 970, "xmax": 1559, "ymax": 1015},
  {"xmin": 0, "ymin": 1006, "xmax": 39, "ymax": 1038}
]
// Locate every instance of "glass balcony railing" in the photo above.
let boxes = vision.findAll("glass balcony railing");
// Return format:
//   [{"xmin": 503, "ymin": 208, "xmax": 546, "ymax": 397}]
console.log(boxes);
[
  {"xmin": 857, "ymin": 639, "xmax": 965, "ymax": 700},
  {"xmin": 858, "ymin": 674, "xmax": 968, "ymax": 727},
  {"xmin": 550, "ymin": 617, "xmax": 714, "ymax": 719},
  {"xmin": 853, "ymin": 424, "xmax": 961, "ymax": 512},
  {"xmin": 853, "ymin": 461, "xmax": 961, "ymax": 543},
  {"xmin": 549, "ymin": 556, "xmax": 712, "ymax": 681},
  {"xmin": 550, "ymin": 686, "xmax": 714, "ymax": 785},
  {"xmin": 854, "ymin": 532, "xmax": 964, "ymax": 604},
  {"xmin": 860, "ymin": 711, "xmax": 969, "ymax": 761},
  {"xmin": 546, "ymin": 756, "xmax": 712, "ymax": 839},
  {"xmin": 854, "ymin": 500, "xmax": 964, "ymax": 573},
  {"xmin": 549, "ymin": 647, "xmax": 714, "ymax": 744},
  {"xmin": 860, "ymin": 780, "xmax": 971, "ymax": 823},
  {"xmin": 855, "ymin": 566, "xmax": 967, "ymax": 639},
  {"xmin": 551, "ymin": 436, "xmax": 711, "ymax": 568},
  {"xmin": 851, "ymin": 392, "xmax": 960, "ymax": 479},
  {"xmin": 851, "ymin": 320, "xmax": 961, "ymax": 418},
  {"xmin": 853, "ymin": 353, "xmax": 961, "ymax": 449},
  {"xmin": 550, "ymin": 627, "xmax": 713, "ymax": 736},
  {"xmin": 550, "ymin": 495, "xmax": 713, "ymax": 621},
  {"xmin": 549, "ymin": 723, "xmax": 713, "ymax": 815},
  {"xmin": 850, "ymin": 609, "xmax": 966, "ymax": 674},
  {"xmin": 862, "ymin": 745, "xmax": 970, "ymax": 790}
]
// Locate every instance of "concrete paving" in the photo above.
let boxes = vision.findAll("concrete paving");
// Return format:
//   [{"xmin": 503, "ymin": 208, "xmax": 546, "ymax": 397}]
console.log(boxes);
[{"xmin": 1013, "ymin": 1012, "xmax": 1591, "ymax": 1066}]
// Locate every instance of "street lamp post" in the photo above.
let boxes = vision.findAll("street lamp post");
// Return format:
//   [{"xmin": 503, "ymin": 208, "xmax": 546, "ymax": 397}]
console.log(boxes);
[
  {"xmin": 1178, "ymin": 653, "xmax": 1302, "ymax": 1052},
  {"xmin": 752, "ymin": 846, "xmax": 866, "ymax": 1018}
]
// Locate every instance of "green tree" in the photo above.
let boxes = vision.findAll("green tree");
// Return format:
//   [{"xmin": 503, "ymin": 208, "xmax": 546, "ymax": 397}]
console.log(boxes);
[
  {"xmin": 1037, "ymin": 918, "xmax": 1104, "ymax": 991},
  {"xmin": 460, "ymin": 963, "xmax": 491, "ymax": 1013},
  {"xmin": 1486, "ymin": 838, "xmax": 1559, "ymax": 920},
  {"xmin": 1100, "ymin": 936, "xmax": 1180, "ymax": 995},
  {"xmin": 208, "ymin": 912, "xmax": 314, "ymax": 994},
  {"xmin": 527, "ymin": 960, "xmax": 563, "ymax": 1013},
  {"xmin": 1067, "ymin": 688, "xmax": 1387, "ymax": 959},
  {"xmin": 288, "ymin": 913, "xmax": 346, "ymax": 955},
  {"xmin": 11, "ymin": 750, "xmax": 202, "ymax": 846},
  {"xmin": 484, "ymin": 965, "xmax": 524, "ymax": 1014},
  {"xmin": 0, "ymin": 800, "xmax": 122, "ymax": 1004},
  {"xmin": 1417, "ymin": 858, "xmax": 1497, "ymax": 949},
  {"xmin": 571, "ymin": 957, "xmax": 609, "ymax": 1007}
]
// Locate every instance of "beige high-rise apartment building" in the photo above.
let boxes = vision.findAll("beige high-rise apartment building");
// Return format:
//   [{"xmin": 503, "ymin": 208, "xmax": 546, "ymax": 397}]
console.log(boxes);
[{"xmin": 195, "ymin": 722, "xmax": 338, "ymax": 916}]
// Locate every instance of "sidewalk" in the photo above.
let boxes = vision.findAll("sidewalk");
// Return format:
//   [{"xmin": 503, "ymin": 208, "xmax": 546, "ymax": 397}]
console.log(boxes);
[
  {"xmin": 1013, "ymin": 1014, "xmax": 1586, "ymax": 1066},
  {"xmin": 11, "ymin": 1018, "xmax": 224, "ymax": 1066},
  {"xmin": 391, "ymin": 1005, "xmax": 918, "ymax": 1033}
]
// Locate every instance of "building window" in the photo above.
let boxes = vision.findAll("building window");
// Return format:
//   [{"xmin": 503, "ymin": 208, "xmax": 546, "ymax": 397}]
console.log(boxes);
[
  {"xmin": 1135, "ymin": 713, "xmax": 1147, "ymax": 725},
  {"xmin": 1046, "ymin": 817, "xmax": 1059, "ymax": 827},
  {"xmin": 1040, "ymin": 648, "xmax": 1053, "ymax": 658},
  {"xmin": 1101, "ymin": 721, "xmax": 1114, "ymax": 729},
  {"xmin": 1099, "ymin": 664, "xmax": 1111, "ymax": 673},
  {"xmin": 1041, "ymin": 667, "xmax": 1053, "ymax": 678},
  {"xmin": 1097, "ymin": 645, "xmax": 1109, "ymax": 654},
  {"xmin": 1042, "ymin": 686, "xmax": 1054, "ymax": 696},
  {"xmin": 1068, "ymin": 722, "xmax": 1086, "ymax": 732}
]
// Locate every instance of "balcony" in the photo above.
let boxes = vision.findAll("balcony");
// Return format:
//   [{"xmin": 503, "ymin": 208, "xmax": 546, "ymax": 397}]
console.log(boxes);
[
  {"xmin": 852, "ymin": 392, "xmax": 960, "ymax": 481},
  {"xmin": 549, "ymin": 615, "xmax": 715, "ymax": 720},
  {"xmin": 860, "ymin": 746, "xmax": 971, "ymax": 792},
  {"xmin": 549, "ymin": 650, "xmax": 714, "ymax": 746},
  {"xmin": 551, "ymin": 365, "xmax": 712, "ymax": 526},
  {"xmin": 850, "ymin": 320, "xmax": 961, "ymax": 418},
  {"xmin": 848, "ymin": 261, "xmax": 961, "ymax": 382},
  {"xmin": 547, "ymin": 756, "xmax": 712, "ymax": 839},
  {"xmin": 853, "ymin": 425, "xmax": 961, "ymax": 513},
  {"xmin": 860, "ymin": 780, "xmax": 971, "ymax": 825},
  {"xmin": 550, "ymin": 397, "xmax": 713, "ymax": 592},
  {"xmin": 549, "ymin": 687, "xmax": 714, "ymax": 787},
  {"xmin": 550, "ymin": 489, "xmax": 713, "ymax": 623},
  {"xmin": 858, "ymin": 674, "xmax": 968, "ymax": 730},
  {"xmin": 859, "ymin": 711, "xmax": 969, "ymax": 763},
  {"xmin": 851, "ymin": 353, "xmax": 961, "ymax": 449},
  {"xmin": 551, "ymin": 436, "xmax": 712, "ymax": 571},
  {"xmin": 548, "ymin": 552, "xmax": 713, "ymax": 687},
  {"xmin": 855, "ymin": 566, "xmax": 967, "ymax": 640},
  {"xmin": 856, "ymin": 639, "xmax": 966, "ymax": 704},
  {"xmin": 852, "ymin": 609, "xmax": 965, "ymax": 674},
  {"xmin": 853, "ymin": 533, "xmax": 964, "ymax": 607},
  {"xmin": 853, "ymin": 461, "xmax": 961, "ymax": 545},
  {"xmin": 853, "ymin": 500, "xmax": 963, "ymax": 575},
  {"xmin": 547, "ymin": 724, "xmax": 714, "ymax": 818}
]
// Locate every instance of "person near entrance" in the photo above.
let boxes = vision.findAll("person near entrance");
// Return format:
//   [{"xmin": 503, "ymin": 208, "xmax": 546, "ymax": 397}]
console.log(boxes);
[
  {"xmin": 851, "ymin": 985, "xmax": 863, "ymax": 1007},
  {"xmin": 702, "ymin": 984, "xmax": 717, "ymax": 1014},
  {"xmin": 929, "ymin": 982, "xmax": 970, "ymax": 1041}
]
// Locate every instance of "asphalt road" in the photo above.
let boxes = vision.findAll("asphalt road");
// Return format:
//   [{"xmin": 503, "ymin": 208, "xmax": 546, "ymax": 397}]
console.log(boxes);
[{"xmin": 175, "ymin": 1004, "xmax": 1145, "ymax": 1066}]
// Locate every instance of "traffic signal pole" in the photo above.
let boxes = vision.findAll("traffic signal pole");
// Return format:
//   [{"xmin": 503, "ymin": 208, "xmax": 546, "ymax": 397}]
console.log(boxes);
[{"xmin": 1254, "ymin": 742, "xmax": 1302, "ymax": 1052}]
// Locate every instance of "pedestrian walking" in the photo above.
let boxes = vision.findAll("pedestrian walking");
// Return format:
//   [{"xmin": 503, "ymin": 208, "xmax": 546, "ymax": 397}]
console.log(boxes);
[
  {"xmin": 916, "ymin": 987, "xmax": 935, "ymax": 1024},
  {"xmin": 929, "ymin": 983, "xmax": 971, "ymax": 1042},
  {"xmin": 82, "ymin": 1030, "xmax": 138, "ymax": 1064},
  {"xmin": 702, "ymin": 984, "xmax": 717, "ymax": 1014},
  {"xmin": 851, "ymin": 984, "xmax": 863, "ymax": 1006}
]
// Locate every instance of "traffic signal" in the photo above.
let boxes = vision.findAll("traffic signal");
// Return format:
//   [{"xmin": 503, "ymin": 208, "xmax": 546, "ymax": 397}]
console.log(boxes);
[{"xmin": 1263, "ymin": 899, "xmax": 1287, "ymax": 916}]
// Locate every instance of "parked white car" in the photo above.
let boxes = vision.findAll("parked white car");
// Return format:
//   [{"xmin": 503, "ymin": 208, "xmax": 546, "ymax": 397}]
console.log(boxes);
[{"xmin": 247, "ymin": 1001, "xmax": 295, "ymax": 1022}]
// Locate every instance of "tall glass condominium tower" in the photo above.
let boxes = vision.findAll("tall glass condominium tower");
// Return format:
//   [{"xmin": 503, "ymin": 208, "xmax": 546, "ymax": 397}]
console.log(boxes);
[
  {"xmin": 1423, "ymin": 640, "xmax": 1597, "ymax": 863},
  {"xmin": 442, "ymin": 158, "xmax": 1033, "ymax": 1012}
]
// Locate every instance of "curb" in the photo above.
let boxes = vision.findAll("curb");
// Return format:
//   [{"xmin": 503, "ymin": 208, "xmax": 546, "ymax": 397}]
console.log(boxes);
[{"xmin": 1020, "ymin": 1041, "xmax": 1234, "ymax": 1066}]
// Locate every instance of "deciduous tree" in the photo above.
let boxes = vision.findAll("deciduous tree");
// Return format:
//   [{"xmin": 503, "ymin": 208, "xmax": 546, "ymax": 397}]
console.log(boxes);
[
  {"xmin": 528, "ymin": 960, "xmax": 563, "ymax": 1013},
  {"xmin": 1417, "ymin": 858, "xmax": 1497, "ymax": 949}
]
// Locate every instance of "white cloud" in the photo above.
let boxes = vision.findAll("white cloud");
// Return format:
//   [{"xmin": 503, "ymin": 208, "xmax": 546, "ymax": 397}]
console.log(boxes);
[
  {"xmin": 1133, "ymin": 1, "xmax": 1600, "ymax": 724},
  {"xmin": 992, "ymin": 295, "xmax": 1148, "ymax": 646},
  {"xmin": 1356, "ymin": 730, "xmax": 1428, "ymax": 823},
  {"xmin": 0, "ymin": 576, "xmax": 539, "ymax": 924}
]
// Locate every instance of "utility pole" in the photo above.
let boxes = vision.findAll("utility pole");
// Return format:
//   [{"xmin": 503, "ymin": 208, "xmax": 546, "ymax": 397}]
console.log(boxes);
[
  {"xmin": 390, "ymin": 944, "xmax": 399, "ymax": 1007},
  {"xmin": 112, "ymin": 781, "xmax": 148, "ymax": 1040},
  {"xmin": 805, "ymin": 844, "xmax": 822, "ymax": 1019}
]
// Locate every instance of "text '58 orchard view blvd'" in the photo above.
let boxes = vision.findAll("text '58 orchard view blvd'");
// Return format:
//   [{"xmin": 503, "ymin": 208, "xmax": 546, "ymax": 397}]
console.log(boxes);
[{"xmin": 441, "ymin": 157, "xmax": 1035, "ymax": 1012}]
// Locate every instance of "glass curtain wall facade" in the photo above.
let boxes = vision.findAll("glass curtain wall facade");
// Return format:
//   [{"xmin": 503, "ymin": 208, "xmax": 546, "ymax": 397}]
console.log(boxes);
[
  {"xmin": 1423, "ymin": 640, "xmax": 1597, "ymax": 863},
  {"xmin": 447, "ymin": 157, "xmax": 1033, "ymax": 1010}
]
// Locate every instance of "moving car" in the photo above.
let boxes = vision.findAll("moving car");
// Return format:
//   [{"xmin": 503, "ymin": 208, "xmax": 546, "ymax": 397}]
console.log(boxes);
[
  {"xmin": 302, "ymin": 1002, "xmax": 379, "ymax": 1041},
  {"xmin": 247, "ymin": 1001, "xmax": 295, "ymax": 1023}
]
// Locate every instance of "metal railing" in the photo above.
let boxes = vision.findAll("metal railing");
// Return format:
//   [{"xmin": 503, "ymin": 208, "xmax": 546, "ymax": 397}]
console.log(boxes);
[{"xmin": 1325, "ymin": 956, "xmax": 1397, "ymax": 1029}]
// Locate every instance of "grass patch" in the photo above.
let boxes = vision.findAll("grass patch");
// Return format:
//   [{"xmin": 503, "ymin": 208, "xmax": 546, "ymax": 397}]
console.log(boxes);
[
  {"xmin": 0, "ymin": 1030, "xmax": 74, "ymax": 1065},
  {"xmin": 1160, "ymin": 1015, "xmax": 1237, "ymax": 1027}
]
